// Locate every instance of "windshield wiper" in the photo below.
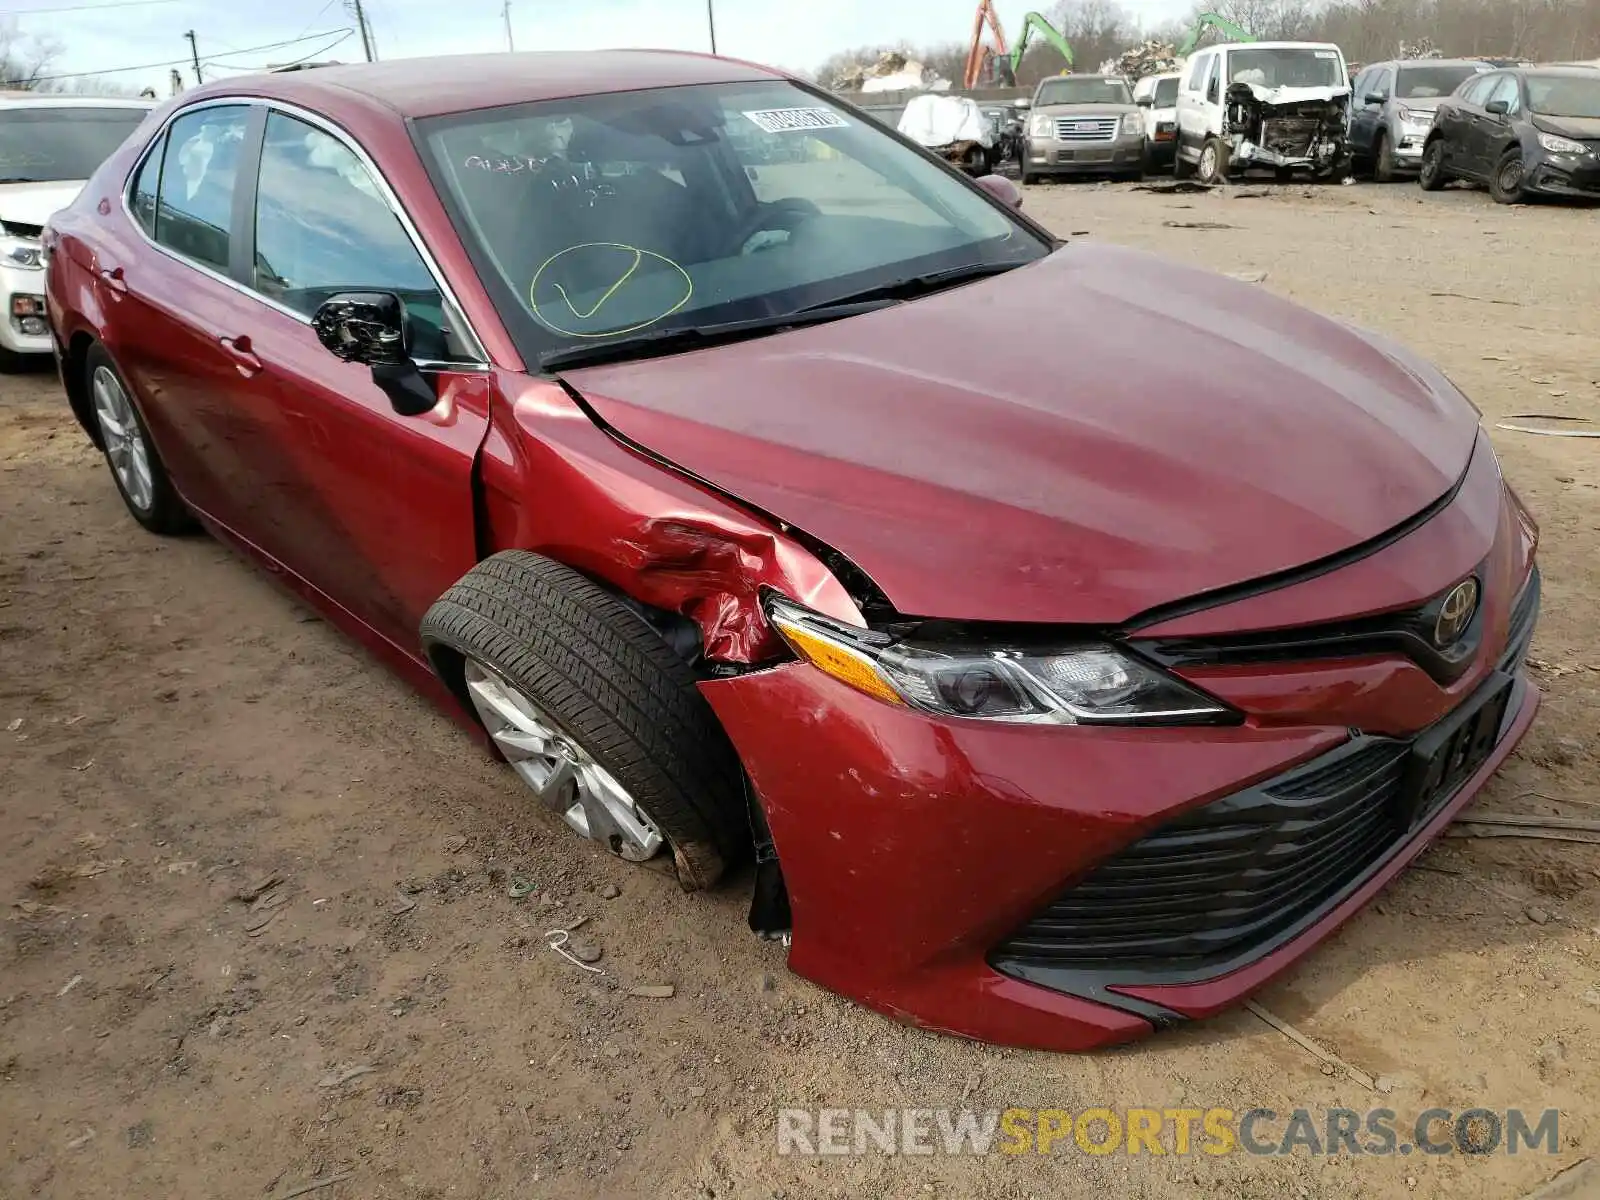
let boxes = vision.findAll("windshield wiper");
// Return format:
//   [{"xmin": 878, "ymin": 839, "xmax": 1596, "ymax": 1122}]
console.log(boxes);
[
  {"xmin": 0, "ymin": 177, "xmax": 42, "ymax": 185},
  {"xmin": 795, "ymin": 260, "xmax": 1025, "ymax": 312},
  {"xmin": 538, "ymin": 299, "xmax": 897, "ymax": 373}
]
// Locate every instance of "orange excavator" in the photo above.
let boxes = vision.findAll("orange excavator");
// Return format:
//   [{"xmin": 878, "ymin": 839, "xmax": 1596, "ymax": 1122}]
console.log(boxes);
[{"xmin": 963, "ymin": 1, "xmax": 1076, "ymax": 90}]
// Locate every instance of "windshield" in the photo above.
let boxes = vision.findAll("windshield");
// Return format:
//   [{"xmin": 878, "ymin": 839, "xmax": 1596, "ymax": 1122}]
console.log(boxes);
[
  {"xmin": 1396, "ymin": 64, "xmax": 1484, "ymax": 99},
  {"xmin": 1226, "ymin": 48, "xmax": 1344, "ymax": 89},
  {"xmin": 1035, "ymin": 77, "xmax": 1133, "ymax": 106},
  {"xmin": 0, "ymin": 106, "xmax": 149, "ymax": 183},
  {"xmin": 417, "ymin": 81, "xmax": 1044, "ymax": 364},
  {"xmin": 1152, "ymin": 77, "xmax": 1180, "ymax": 107},
  {"xmin": 1526, "ymin": 73, "xmax": 1600, "ymax": 119}
]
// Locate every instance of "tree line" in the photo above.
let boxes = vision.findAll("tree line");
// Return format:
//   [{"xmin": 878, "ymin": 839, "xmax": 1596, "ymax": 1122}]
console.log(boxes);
[{"xmin": 818, "ymin": 0, "xmax": 1600, "ymax": 88}]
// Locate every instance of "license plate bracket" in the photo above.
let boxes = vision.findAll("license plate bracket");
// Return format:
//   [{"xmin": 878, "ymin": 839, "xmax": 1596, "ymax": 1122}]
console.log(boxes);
[{"xmin": 1397, "ymin": 672, "xmax": 1513, "ymax": 828}]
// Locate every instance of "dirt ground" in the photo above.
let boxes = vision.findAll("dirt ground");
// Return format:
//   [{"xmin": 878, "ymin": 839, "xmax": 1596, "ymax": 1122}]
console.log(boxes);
[{"xmin": 3, "ymin": 177, "xmax": 1599, "ymax": 1200}]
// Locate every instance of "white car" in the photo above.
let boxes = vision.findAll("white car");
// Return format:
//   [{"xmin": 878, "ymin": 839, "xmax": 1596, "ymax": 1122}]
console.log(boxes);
[
  {"xmin": 0, "ymin": 94, "xmax": 154, "ymax": 367},
  {"xmin": 1132, "ymin": 71, "xmax": 1182, "ymax": 172},
  {"xmin": 1174, "ymin": 42, "xmax": 1352, "ymax": 183}
]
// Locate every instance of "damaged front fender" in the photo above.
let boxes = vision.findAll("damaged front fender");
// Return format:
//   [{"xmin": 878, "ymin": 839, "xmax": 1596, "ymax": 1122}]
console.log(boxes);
[{"xmin": 479, "ymin": 372, "xmax": 864, "ymax": 663}]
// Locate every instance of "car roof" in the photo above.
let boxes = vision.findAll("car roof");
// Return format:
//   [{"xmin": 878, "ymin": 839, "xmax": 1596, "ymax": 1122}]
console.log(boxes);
[
  {"xmin": 1210, "ymin": 41, "xmax": 1342, "ymax": 52},
  {"xmin": 183, "ymin": 50, "xmax": 782, "ymax": 120},
  {"xmin": 1510, "ymin": 64, "xmax": 1600, "ymax": 78},
  {"xmin": 1388, "ymin": 58, "xmax": 1494, "ymax": 68},
  {"xmin": 0, "ymin": 93, "xmax": 155, "ymax": 110}
]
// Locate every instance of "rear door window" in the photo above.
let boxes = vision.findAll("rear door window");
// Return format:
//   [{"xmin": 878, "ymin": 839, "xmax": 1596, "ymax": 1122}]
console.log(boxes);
[
  {"xmin": 153, "ymin": 105, "xmax": 251, "ymax": 272},
  {"xmin": 129, "ymin": 138, "xmax": 163, "ymax": 237}
]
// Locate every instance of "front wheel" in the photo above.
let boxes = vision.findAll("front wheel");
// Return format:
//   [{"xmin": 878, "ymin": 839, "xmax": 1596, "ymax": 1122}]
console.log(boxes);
[
  {"xmin": 420, "ymin": 551, "xmax": 749, "ymax": 890},
  {"xmin": 1418, "ymin": 139, "xmax": 1448, "ymax": 191},
  {"xmin": 1196, "ymin": 137, "xmax": 1228, "ymax": 185},
  {"xmin": 1374, "ymin": 132, "xmax": 1398, "ymax": 183},
  {"xmin": 1173, "ymin": 149, "xmax": 1196, "ymax": 179},
  {"xmin": 1490, "ymin": 149, "xmax": 1526, "ymax": 204}
]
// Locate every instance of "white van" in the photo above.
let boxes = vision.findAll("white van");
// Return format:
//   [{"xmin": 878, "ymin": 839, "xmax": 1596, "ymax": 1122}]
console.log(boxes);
[
  {"xmin": 1174, "ymin": 42, "xmax": 1351, "ymax": 183},
  {"xmin": 1131, "ymin": 72, "xmax": 1181, "ymax": 172}
]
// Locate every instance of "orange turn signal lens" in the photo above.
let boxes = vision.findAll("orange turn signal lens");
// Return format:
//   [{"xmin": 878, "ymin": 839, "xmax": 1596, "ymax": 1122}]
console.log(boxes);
[{"xmin": 767, "ymin": 604, "xmax": 904, "ymax": 707}]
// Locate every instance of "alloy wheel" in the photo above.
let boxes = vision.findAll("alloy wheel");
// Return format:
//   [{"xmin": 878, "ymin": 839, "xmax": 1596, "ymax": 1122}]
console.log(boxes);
[
  {"xmin": 1498, "ymin": 158, "xmax": 1524, "ymax": 195},
  {"xmin": 462, "ymin": 658, "xmax": 664, "ymax": 861},
  {"xmin": 91, "ymin": 365, "xmax": 153, "ymax": 514}
]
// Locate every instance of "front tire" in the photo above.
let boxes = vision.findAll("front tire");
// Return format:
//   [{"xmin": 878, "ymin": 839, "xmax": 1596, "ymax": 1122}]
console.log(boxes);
[
  {"xmin": 421, "ymin": 551, "xmax": 748, "ymax": 890},
  {"xmin": 84, "ymin": 344, "xmax": 189, "ymax": 534},
  {"xmin": 1196, "ymin": 136, "xmax": 1228, "ymax": 185},
  {"xmin": 1418, "ymin": 139, "xmax": 1448, "ymax": 191},
  {"xmin": 1490, "ymin": 149, "xmax": 1526, "ymax": 204},
  {"xmin": 1374, "ymin": 132, "xmax": 1398, "ymax": 182}
]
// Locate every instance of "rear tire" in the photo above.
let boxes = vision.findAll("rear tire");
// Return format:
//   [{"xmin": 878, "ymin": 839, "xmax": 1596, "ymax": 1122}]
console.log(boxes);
[
  {"xmin": 83, "ymin": 344, "xmax": 190, "ymax": 535},
  {"xmin": 1490, "ymin": 148, "xmax": 1525, "ymax": 204},
  {"xmin": 1374, "ymin": 132, "xmax": 1397, "ymax": 183},
  {"xmin": 1196, "ymin": 136, "xmax": 1228, "ymax": 185},
  {"xmin": 420, "ymin": 551, "xmax": 748, "ymax": 891},
  {"xmin": 1418, "ymin": 138, "xmax": 1447, "ymax": 191}
]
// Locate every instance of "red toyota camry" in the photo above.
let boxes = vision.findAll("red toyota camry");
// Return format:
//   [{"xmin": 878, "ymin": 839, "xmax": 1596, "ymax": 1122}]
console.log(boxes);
[{"xmin": 43, "ymin": 52, "xmax": 1539, "ymax": 1051}]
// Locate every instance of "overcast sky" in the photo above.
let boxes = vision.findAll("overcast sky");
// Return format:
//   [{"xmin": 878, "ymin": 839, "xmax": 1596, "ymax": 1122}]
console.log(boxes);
[{"xmin": 13, "ymin": 0, "xmax": 1197, "ymax": 93}]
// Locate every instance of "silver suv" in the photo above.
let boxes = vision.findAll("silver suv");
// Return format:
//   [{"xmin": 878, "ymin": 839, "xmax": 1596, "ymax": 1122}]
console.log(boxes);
[
  {"xmin": 1348, "ymin": 58, "xmax": 1494, "ymax": 179},
  {"xmin": 1022, "ymin": 75, "xmax": 1144, "ymax": 184}
]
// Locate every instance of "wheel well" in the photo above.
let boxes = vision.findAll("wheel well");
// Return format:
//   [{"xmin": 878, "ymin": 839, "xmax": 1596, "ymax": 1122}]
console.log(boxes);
[{"xmin": 63, "ymin": 332, "xmax": 100, "ymax": 447}]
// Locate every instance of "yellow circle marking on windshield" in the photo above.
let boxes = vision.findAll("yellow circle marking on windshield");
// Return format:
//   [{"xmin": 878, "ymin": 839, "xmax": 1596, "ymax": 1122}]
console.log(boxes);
[{"xmin": 529, "ymin": 243, "xmax": 694, "ymax": 339}]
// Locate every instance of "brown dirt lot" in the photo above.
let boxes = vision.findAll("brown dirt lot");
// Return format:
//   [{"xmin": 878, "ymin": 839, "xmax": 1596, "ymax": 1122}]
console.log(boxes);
[{"xmin": 2, "ymin": 178, "xmax": 1599, "ymax": 1200}]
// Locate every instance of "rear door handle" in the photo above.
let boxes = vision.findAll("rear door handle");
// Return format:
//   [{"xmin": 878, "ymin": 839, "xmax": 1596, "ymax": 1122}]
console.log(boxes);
[
  {"xmin": 219, "ymin": 334, "xmax": 262, "ymax": 377},
  {"xmin": 99, "ymin": 266, "xmax": 127, "ymax": 294}
]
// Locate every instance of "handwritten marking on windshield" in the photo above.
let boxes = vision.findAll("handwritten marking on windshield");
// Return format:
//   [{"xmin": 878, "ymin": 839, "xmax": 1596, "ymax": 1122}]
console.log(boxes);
[{"xmin": 529, "ymin": 242, "xmax": 693, "ymax": 339}]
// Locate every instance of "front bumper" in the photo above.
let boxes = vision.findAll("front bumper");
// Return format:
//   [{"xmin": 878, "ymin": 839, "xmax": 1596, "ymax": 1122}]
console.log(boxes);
[
  {"xmin": 703, "ymin": 453, "xmax": 1540, "ymax": 1051},
  {"xmin": 1527, "ymin": 153, "xmax": 1600, "ymax": 197},
  {"xmin": 1025, "ymin": 135, "xmax": 1144, "ymax": 175}
]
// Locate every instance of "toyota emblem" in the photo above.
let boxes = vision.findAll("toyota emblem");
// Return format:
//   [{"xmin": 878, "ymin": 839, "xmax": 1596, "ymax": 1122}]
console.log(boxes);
[{"xmin": 1433, "ymin": 579, "xmax": 1480, "ymax": 648}]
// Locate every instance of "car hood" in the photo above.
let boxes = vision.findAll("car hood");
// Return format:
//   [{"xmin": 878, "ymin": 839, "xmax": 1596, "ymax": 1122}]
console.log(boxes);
[
  {"xmin": 1238, "ymin": 82, "xmax": 1350, "ymax": 106},
  {"xmin": 1034, "ymin": 103, "xmax": 1138, "ymax": 118},
  {"xmin": 563, "ymin": 243, "xmax": 1479, "ymax": 626},
  {"xmin": 0, "ymin": 180, "xmax": 84, "ymax": 231},
  {"xmin": 1532, "ymin": 113, "xmax": 1600, "ymax": 140}
]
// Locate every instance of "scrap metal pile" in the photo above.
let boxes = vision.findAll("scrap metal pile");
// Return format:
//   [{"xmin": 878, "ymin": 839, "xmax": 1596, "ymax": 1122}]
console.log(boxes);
[
  {"xmin": 830, "ymin": 50, "xmax": 951, "ymax": 94},
  {"xmin": 1111, "ymin": 39, "xmax": 1181, "ymax": 81}
]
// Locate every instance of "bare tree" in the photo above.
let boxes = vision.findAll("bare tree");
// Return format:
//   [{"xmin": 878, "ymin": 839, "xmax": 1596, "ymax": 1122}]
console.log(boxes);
[{"xmin": 0, "ymin": 18, "xmax": 62, "ymax": 89}]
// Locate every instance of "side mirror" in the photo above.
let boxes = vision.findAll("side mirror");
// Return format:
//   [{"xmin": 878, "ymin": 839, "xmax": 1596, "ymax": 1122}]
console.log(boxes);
[
  {"xmin": 1365, "ymin": 92, "xmax": 1386, "ymax": 106},
  {"xmin": 974, "ymin": 173, "xmax": 1023, "ymax": 209},
  {"xmin": 1014, "ymin": 98, "xmax": 1032, "ymax": 111},
  {"xmin": 1485, "ymin": 98, "xmax": 1510, "ymax": 116},
  {"xmin": 311, "ymin": 291, "xmax": 437, "ymax": 417},
  {"xmin": 1136, "ymin": 95, "xmax": 1154, "ymax": 107}
]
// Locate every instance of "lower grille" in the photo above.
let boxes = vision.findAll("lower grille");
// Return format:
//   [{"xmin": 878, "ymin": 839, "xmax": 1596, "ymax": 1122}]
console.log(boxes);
[
  {"xmin": 994, "ymin": 739, "xmax": 1408, "ymax": 968},
  {"xmin": 1259, "ymin": 117, "xmax": 1319, "ymax": 156},
  {"xmin": 1055, "ymin": 117, "xmax": 1118, "ymax": 141},
  {"xmin": 994, "ymin": 570, "xmax": 1538, "ymax": 985}
]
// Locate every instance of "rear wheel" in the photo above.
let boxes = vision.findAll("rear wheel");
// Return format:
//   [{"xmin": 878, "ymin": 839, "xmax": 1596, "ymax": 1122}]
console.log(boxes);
[
  {"xmin": 1490, "ymin": 149, "xmax": 1525, "ymax": 204},
  {"xmin": 420, "ymin": 551, "xmax": 748, "ymax": 890},
  {"xmin": 1196, "ymin": 136, "xmax": 1228, "ymax": 185},
  {"xmin": 84, "ymin": 344, "xmax": 190, "ymax": 534},
  {"xmin": 1418, "ymin": 139, "xmax": 1448, "ymax": 191}
]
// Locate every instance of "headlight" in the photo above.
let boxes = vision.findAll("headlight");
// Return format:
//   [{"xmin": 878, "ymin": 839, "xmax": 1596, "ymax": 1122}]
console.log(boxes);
[
  {"xmin": 1123, "ymin": 111, "xmax": 1144, "ymax": 137},
  {"xmin": 1, "ymin": 235, "xmax": 42, "ymax": 270},
  {"xmin": 1029, "ymin": 114, "xmax": 1054, "ymax": 138},
  {"xmin": 764, "ymin": 596, "xmax": 1234, "ymax": 726},
  {"xmin": 1538, "ymin": 132, "xmax": 1585, "ymax": 155}
]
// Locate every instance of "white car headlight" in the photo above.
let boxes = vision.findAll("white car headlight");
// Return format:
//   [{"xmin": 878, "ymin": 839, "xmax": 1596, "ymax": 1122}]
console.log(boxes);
[
  {"xmin": 1029, "ymin": 114, "xmax": 1054, "ymax": 138},
  {"xmin": 1123, "ymin": 111, "xmax": 1144, "ymax": 137},
  {"xmin": 1538, "ymin": 132, "xmax": 1585, "ymax": 155},
  {"xmin": 1, "ymin": 235, "xmax": 42, "ymax": 270},
  {"xmin": 765, "ymin": 596, "xmax": 1234, "ymax": 726}
]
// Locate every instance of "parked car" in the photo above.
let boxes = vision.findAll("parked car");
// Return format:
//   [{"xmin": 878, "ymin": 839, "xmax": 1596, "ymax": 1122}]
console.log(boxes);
[
  {"xmin": 980, "ymin": 101, "xmax": 1025, "ymax": 172},
  {"xmin": 1132, "ymin": 71, "xmax": 1181, "ymax": 172},
  {"xmin": 1347, "ymin": 58, "xmax": 1493, "ymax": 180},
  {"xmin": 1021, "ymin": 74, "xmax": 1144, "ymax": 184},
  {"xmin": 1421, "ymin": 65, "xmax": 1600, "ymax": 202},
  {"xmin": 1175, "ymin": 41, "xmax": 1352, "ymax": 182},
  {"xmin": 0, "ymin": 93, "xmax": 153, "ymax": 368},
  {"xmin": 45, "ymin": 52, "xmax": 1540, "ymax": 1052}
]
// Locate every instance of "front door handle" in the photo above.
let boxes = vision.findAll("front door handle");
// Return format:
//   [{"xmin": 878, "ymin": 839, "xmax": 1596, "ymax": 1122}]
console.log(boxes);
[
  {"xmin": 219, "ymin": 334, "xmax": 262, "ymax": 377},
  {"xmin": 99, "ymin": 266, "xmax": 128, "ymax": 294}
]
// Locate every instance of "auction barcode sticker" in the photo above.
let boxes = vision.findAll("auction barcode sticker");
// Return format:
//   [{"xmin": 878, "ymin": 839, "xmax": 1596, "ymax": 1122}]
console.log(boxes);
[{"xmin": 744, "ymin": 108, "xmax": 849, "ymax": 133}]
